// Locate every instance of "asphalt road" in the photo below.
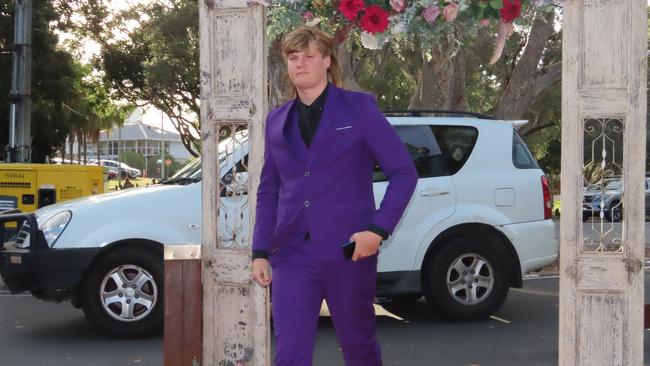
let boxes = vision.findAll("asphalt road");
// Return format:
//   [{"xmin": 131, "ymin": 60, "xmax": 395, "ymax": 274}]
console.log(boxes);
[
  {"xmin": 3, "ymin": 272, "xmax": 650, "ymax": 366},
  {"xmin": 1, "ymin": 219, "xmax": 650, "ymax": 365}
]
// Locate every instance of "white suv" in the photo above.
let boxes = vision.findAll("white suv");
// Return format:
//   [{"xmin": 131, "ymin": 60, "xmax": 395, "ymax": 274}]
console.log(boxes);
[{"xmin": 0, "ymin": 113, "xmax": 557, "ymax": 338}]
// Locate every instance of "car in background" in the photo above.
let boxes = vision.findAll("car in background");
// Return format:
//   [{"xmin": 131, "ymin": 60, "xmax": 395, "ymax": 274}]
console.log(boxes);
[
  {"xmin": 0, "ymin": 112, "xmax": 557, "ymax": 338},
  {"xmin": 583, "ymin": 177, "xmax": 650, "ymax": 222},
  {"xmin": 96, "ymin": 159, "xmax": 141, "ymax": 179}
]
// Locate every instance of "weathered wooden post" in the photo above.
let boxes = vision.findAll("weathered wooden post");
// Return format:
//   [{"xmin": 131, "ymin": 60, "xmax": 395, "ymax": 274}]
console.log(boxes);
[
  {"xmin": 164, "ymin": 245, "xmax": 203, "ymax": 366},
  {"xmin": 560, "ymin": 1, "xmax": 646, "ymax": 365},
  {"xmin": 199, "ymin": 0, "xmax": 269, "ymax": 364}
]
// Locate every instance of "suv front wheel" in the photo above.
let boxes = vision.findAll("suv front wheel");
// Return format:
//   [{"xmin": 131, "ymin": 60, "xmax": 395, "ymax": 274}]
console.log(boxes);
[
  {"xmin": 424, "ymin": 235, "xmax": 511, "ymax": 321},
  {"xmin": 81, "ymin": 246, "xmax": 163, "ymax": 339}
]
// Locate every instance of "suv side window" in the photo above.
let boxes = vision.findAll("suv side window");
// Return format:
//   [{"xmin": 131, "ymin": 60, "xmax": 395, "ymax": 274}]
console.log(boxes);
[
  {"xmin": 373, "ymin": 125, "xmax": 477, "ymax": 181},
  {"xmin": 512, "ymin": 131, "xmax": 540, "ymax": 169},
  {"xmin": 432, "ymin": 125, "xmax": 479, "ymax": 175}
]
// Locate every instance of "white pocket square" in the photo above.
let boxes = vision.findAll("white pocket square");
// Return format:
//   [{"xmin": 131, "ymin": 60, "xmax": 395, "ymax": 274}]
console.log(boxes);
[{"xmin": 335, "ymin": 125, "xmax": 353, "ymax": 131}]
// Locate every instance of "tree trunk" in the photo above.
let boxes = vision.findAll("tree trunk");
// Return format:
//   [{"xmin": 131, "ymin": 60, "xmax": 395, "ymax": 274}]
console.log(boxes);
[
  {"xmin": 68, "ymin": 134, "xmax": 74, "ymax": 163},
  {"xmin": 491, "ymin": 11, "xmax": 560, "ymax": 119},
  {"xmin": 82, "ymin": 133, "xmax": 87, "ymax": 164},
  {"xmin": 337, "ymin": 41, "xmax": 362, "ymax": 91},
  {"xmin": 268, "ymin": 37, "xmax": 289, "ymax": 110},
  {"xmin": 77, "ymin": 130, "xmax": 82, "ymax": 164},
  {"xmin": 408, "ymin": 39, "xmax": 468, "ymax": 110},
  {"xmin": 96, "ymin": 131, "xmax": 101, "ymax": 164}
]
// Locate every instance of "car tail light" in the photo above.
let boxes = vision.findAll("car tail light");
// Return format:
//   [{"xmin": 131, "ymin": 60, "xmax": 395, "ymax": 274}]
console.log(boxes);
[{"xmin": 541, "ymin": 175, "xmax": 552, "ymax": 220}]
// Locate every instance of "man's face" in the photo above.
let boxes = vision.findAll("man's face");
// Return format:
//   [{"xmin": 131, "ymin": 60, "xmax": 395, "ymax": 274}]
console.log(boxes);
[{"xmin": 286, "ymin": 42, "xmax": 331, "ymax": 90}]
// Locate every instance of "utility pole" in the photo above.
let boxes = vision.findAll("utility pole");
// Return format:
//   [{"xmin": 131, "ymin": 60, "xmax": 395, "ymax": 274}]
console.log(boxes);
[
  {"xmin": 160, "ymin": 110, "xmax": 165, "ymax": 179},
  {"xmin": 7, "ymin": 0, "xmax": 33, "ymax": 162}
]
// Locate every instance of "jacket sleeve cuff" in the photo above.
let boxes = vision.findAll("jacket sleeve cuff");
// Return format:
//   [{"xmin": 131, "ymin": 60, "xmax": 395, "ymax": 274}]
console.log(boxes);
[
  {"xmin": 252, "ymin": 250, "xmax": 269, "ymax": 260},
  {"xmin": 367, "ymin": 223, "xmax": 390, "ymax": 240}
]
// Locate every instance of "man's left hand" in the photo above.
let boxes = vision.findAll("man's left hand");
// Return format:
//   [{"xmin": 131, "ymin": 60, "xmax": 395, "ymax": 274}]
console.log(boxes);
[{"xmin": 350, "ymin": 231, "xmax": 382, "ymax": 262}]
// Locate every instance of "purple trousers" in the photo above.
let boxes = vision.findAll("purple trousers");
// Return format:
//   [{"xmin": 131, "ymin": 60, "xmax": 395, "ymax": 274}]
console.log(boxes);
[{"xmin": 270, "ymin": 240, "xmax": 382, "ymax": 366}]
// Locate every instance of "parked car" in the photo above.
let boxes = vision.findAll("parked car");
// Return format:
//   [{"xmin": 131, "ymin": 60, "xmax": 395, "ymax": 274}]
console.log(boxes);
[
  {"xmin": 0, "ymin": 112, "xmax": 557, "ymax": 338},
  {"xmin": 583, "ymin": 177, "xmax": 650, "ymax": 222},
  {"xmin": 97, "ymin": 159, "xmax": 141, "ymax": 179}
]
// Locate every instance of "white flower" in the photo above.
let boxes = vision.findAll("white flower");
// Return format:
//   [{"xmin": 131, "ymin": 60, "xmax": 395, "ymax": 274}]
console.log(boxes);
[
  {"xmin": 458, "ymin": 0, "xmax": 470, "ymax": 11},
  {"xmin": 388, "ymin": 15, "xmax": 407, "ymax": 35},
  {"xmin": 360, "ymin": 31, "xmax": 387, "ymax": 50},
  {"xmin": 306, "ymin": 17, "xmax": 321, "ymax": 26}
]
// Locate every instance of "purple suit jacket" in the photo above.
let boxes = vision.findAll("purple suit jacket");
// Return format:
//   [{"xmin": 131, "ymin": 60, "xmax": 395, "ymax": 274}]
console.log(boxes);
[{"xmin": 252, "ymin": 85, "xmax": 418, "ymax": 261}]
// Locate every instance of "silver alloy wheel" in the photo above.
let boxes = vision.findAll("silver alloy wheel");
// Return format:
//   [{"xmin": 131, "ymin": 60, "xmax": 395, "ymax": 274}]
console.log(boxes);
[
  {"xmin": 99, "ymin": 264, "xmax": 158, "ymax": 322},
  {"xmin": 446, "ymin": 253, "xmax": 494, "ymax": 305}
]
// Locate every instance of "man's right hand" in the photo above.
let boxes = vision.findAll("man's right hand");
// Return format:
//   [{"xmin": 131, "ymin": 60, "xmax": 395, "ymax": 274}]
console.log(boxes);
[{"xmin": 252, "ymin": 258, "xmax": 272, "ymax": 287}]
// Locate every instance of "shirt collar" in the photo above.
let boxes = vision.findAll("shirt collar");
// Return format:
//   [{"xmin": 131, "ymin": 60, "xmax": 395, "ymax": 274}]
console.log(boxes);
[{"xmin": 298, "ymin": 83, "xmax": 329, "ymax": 111}]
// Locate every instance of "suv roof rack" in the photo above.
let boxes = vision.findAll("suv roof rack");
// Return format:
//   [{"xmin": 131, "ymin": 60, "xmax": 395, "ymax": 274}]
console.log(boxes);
[{"xmin": 382, "ymin": 110, "xmax": 495, "ymax": 120}]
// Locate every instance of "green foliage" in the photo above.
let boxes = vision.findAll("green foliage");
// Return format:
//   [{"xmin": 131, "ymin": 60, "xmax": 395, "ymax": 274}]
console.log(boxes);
[
  {"xmin": 355, "ymin": 44, "xmax": 416, "ymax": 111},
  {"xmin": 70, "ymin": 0, "xmax": 201, "ymax": 157},
  {"xmin": 146, "ymin": 152, "xmax": 185, "ymax": 179},
  {"xmin": 1, "ymin": 0, "xmax": 75, "ymax": 162},
  {"xmin": 1, "ymin": 0, "xmax": 130, "ymax": 162}
]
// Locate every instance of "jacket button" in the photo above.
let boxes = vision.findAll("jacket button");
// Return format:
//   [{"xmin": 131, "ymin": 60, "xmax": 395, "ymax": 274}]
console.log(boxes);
[
  {"xmin": 304, "ymin": 171, "xmax": 310, "ymax": 176},
  {"xmin": 304, "ymin": 200, "xmax": 310, "ymax": 207}
]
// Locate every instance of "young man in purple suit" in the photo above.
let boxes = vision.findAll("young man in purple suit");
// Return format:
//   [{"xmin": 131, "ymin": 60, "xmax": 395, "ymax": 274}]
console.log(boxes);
[{"xmin": 251, "ymin": 26, "xmax": 418, "ymax": 366}]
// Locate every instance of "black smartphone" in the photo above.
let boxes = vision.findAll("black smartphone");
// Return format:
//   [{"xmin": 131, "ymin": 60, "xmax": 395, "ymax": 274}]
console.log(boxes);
[{"xmin": 341, "ymin": 240, "xmax": 356, "ymax": 259}]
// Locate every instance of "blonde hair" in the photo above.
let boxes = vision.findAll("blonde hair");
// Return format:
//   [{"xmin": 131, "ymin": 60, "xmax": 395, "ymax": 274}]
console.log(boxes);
[{"xmin": 281, "ymin": 26, "xmax": 343, "ymax": 98}]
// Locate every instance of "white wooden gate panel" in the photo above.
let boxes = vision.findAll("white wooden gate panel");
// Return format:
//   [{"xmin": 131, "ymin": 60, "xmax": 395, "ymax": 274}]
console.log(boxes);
[
  {"xmin": 560, "ymin": 1, "xmax": 646, "ymax": 365},
  {"xmin": 200, "ymin": 0, "xmax": 269, "ymax": 364}
]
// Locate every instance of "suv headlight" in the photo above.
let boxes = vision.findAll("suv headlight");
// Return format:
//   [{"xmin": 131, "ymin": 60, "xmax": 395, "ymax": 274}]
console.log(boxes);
[{"xmin": 39, "ymin": 211, "xmax": 72, "ymax": 247}]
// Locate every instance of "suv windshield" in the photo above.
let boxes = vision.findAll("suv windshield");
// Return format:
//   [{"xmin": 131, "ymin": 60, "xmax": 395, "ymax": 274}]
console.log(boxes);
[
  {"xmin": 163, "ymin": 158, "xmax": 202, "ymax": 185},
  {"xmin": 162, "ymin": 130, "xmax": 248, "ymax": 185},
  {"xmin": 604, "ymin": 180, "xmax": 622, "ymax": 190}
]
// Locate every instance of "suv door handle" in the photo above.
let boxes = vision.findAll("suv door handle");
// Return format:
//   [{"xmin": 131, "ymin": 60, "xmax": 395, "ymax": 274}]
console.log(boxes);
[{"xmin": 419, "ymin": 187, "xmax": 450, "ymax": 196}]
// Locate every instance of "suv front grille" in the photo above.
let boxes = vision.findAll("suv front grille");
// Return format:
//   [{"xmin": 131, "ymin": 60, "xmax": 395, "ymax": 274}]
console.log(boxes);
[
  {"xmin": 15, "ymin": 221, "xmax": 31, "ymax": 248},
  {"xmin": 0, "ymin": 196, "xmax": 17, "ymax": 211}
]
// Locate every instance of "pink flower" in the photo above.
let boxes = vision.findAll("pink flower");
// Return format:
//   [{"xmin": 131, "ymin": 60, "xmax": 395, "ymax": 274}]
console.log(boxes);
[
  {"xmin": 389, "ymin": 0, "xmax": 406, "ymax": 12},
  {"xmin": 480, "ymin": 18, "xmax": 490, "ymax": 27},
  {"xmin": 443, "ymin": 2, "xmax": 459, "ymax": 22},
  {"xmin": 421, "ymin": 5, "xmax": 440, "ymax": 23},
  {"xmin": 339, "ymin": 0, "xmax": 366, "ymax": 20},
  {"xmin": 302, "ymin": 11, "xmax": 314, "ymax": 22}
]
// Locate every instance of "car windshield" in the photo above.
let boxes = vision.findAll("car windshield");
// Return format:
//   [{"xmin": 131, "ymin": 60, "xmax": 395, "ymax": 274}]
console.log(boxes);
[
  {"xmin": 604, "ymin": 180, "xmax": 622, "ymax": 190},
  {"xmin": 163, "ymin": 158, "xmax": 202, "ymax": 185},
  {"xmin": 161, "ymin": 130, "xmax": 248, "ymax": 185}
]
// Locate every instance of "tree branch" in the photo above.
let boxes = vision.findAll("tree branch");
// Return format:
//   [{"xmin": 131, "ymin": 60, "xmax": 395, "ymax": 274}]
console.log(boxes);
[{"xmin": 534, "ymin": 62, "xmax": 562, "ymax": 99}]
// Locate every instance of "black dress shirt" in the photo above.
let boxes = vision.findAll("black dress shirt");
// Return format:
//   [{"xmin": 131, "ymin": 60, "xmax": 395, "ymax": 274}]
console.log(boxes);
[{"xmin": 252, "ymin": 84, "xmax": 389, "ymax": 260}]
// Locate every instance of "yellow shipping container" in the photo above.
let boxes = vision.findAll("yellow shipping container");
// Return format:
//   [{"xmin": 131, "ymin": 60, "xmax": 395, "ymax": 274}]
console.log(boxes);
[{"xmin": 0, "ymin": 164, "xmax": 104, "ymax": 213}]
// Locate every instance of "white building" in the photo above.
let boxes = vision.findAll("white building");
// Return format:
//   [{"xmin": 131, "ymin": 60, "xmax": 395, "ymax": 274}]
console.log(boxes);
[{"xmin": 93, "ymin": 122, "xmax": 192, "ymax": 162}]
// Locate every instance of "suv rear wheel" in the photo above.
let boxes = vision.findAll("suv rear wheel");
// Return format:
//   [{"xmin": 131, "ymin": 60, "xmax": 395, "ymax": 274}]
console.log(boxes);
[
  {"xmin": 424, "ymin": 235, "xmax": 511, "ymax": 321},
  {"xmin": 81, "ymin": 246, "xmax": 163, "ymax": 339}
]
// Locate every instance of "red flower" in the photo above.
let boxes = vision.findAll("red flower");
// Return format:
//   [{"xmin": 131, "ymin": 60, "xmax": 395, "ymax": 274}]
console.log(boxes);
[
  {"xmin": 339, "ymin": 0, "xmax": 366, "ymax": 20},
  {"xmin": 500, "ymin": 0, "xmax": 521, "ymax": 23},
  {"xmin": 359, "ymin": 5, "xmax": 390, "ymax": 34}
]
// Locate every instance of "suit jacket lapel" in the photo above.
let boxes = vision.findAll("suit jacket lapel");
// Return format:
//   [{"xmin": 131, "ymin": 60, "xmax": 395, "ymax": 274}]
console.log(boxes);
[{"xmin": 271, "ymin": 99, "xmax": 308, "ymax": 166}]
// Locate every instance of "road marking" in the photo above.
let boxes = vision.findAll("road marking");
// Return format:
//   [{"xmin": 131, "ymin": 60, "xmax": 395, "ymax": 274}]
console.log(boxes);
[
  {"xmin": 0, "ymin": 294, "xmax": 31, "ymax": 297},
  {"xmin": 524, "ymin": 274, "xmax": 559, "ymax": 280},
  {"xmin": 490, "ymin": 315, "xmax": 511, "ymax": 324}
]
